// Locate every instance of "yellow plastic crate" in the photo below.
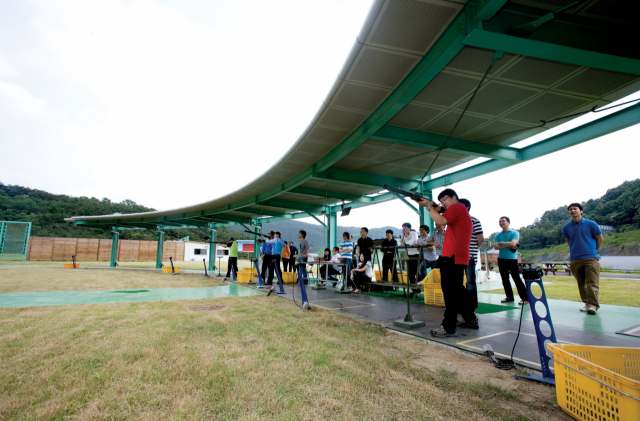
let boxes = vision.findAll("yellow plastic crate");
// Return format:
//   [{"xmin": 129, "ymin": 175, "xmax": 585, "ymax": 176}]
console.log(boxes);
[
  {"xmin": 162, "ymin": 267, "xmax": 179, "ymax": 273},
  {"xmin": 423, "ymin": 283, "xmax": 445, "ymax": 307},
  {"xmin": 281, "ymin": 272, "xmax": 297, "ymax": 284},
  {"xmin": 236, "ymin": 272, "xmax": 254, "ymax": 283},
  {"xmin": 546, "ymin": 344, "xmax": 640, "ymax": 421},
  {"xmin": 242, "ymin": 268, "xmax": 257, "ymax": 275},
  {"xmin": 63, "ymin": 263, "xmax": 80, "ymax": 269}
]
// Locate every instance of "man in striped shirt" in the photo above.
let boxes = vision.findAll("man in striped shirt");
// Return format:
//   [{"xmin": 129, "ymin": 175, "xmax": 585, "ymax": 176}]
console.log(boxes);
[
  {"xmin": 339, "ymin": 232, "xmax": 354, "ymax": 286},
  {"xmin": 459, "ymin": 199, "xmax": 484, "ymax": 314}
]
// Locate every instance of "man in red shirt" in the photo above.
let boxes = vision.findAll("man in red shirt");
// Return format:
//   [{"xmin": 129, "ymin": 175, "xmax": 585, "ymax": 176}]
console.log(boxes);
[{"xmin": 415, "ymin": 188, "xmax": 474, "ymax": 337}]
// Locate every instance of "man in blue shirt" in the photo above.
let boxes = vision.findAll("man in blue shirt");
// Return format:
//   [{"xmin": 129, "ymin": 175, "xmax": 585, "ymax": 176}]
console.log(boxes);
[
  {"xmin": 260, "ymin": 232, "xmax": 275, "ymax": 285},
  {"xmin": 562, "ymin": 202, "xmax": 603, "ymax": 315},
  {"xmin": 339, "ymin": 232, "xmax": 354, "ymax": 286},
  {"xmin": 495, "ymin": 216, "xmax": 527, "ymax": 304},
  {"xmin": 266, "ymin": 231, "xmax": 285, "ymax": 285}
]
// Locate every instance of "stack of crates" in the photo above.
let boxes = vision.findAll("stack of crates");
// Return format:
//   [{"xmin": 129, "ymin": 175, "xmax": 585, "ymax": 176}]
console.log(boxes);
[{"xmin": 423, "ymin": 269, "xmax": 466, "ymax": 307}]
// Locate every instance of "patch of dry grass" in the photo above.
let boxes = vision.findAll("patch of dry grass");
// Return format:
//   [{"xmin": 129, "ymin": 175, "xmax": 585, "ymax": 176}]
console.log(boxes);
[
  {"xmin": 0, "ymin": 267, "xmax": 225, "ymax": 293},
  {"xmin": 0, "ymin": 295, "xmax": 569, "ymax": 420}
]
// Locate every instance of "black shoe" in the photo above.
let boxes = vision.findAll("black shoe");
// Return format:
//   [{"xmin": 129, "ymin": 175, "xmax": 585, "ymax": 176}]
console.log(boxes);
[
  {"xmin": 430, "ymin": 325, "xmax": 458, "ymax": 338},
  {"xmin": 501, "ymin": 297, "xmax": 514, "ymax": 303},
  {"xmin": 457, "ymin": 318, "xmax": 479, "ymax": 329}
]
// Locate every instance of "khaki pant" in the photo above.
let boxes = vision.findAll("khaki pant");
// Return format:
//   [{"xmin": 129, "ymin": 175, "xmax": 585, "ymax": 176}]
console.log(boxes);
[{"xmin": 570, "ymin": 258, "xmax": 600, "ymax": 308}]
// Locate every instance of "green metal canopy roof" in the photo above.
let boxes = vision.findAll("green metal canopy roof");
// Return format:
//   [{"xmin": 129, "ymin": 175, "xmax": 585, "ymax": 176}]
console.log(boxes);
[{"xmin": 67, "ymin": 0, "xmax": 640, "ymax": 231}]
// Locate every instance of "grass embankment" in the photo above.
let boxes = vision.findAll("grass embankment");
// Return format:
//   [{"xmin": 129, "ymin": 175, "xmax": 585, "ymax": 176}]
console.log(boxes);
[
  {"xmin": 0, "ymin": 295, "xmax": 566, "ymax": 420},
  {"xmin": 484, "ymin": 275, "xmax": 640, "ymax": 307},
  {"xmin": 0, "ymin": 267, "xmax": 225, "ymax": 293},
  {"xmin": 520, "ymin": 229, "xmax": 640, "ymax": 260}
]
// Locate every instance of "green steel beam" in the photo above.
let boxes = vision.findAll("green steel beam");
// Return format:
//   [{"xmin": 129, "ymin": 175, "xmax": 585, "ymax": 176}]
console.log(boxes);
[
  {"xmin": 372, "ymin": 126, "xmax": 522, "ymax": 162},
  {"xmin": 327, "ymin": 192, "xmax": 396, "ymax": 214},
  {"xmin": 232, "ymin": 207, "xmax": 290, "ymax": 218},
  {"xmin": 392, "ymin": 193, "xmax": 420, "ymax": 215},
  {"xmin": 255, "ymin": 212, "xmax": 313, "ymax": 225},
  {"xmin": 425, "ymin": 102, "xmax": 640, "ymax": 189},
  {"xmin": 315, "ymin": 167, "xmax": 422, "ymax": 192},
  {"xmin": 309, "ymin": 214, "xmax": 327, "ymax": 228},
  {"xmin": 259, "ymin": 199, "xmax": 327, "ymax": 214},
  {"xmin": 463, "ymin": 29, "xmax": 640, "ymax": 76},
  {"xmin": 474, "ymin": 0, "xmax": 509, "ymax": 21},
  {"xmin": 289, "ymin": 187, "xmax": 373, "ymax": 203}
]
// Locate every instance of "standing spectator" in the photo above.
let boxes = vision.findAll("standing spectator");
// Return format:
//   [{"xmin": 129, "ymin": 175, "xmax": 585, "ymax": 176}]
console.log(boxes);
[
  {"xmin": 224, "ymin": 238, "xmax": 238, "ymax": 280},
  {"xmin": 298, "ymin": 230, "xmax": 311, "ymax": 284},
  {"xmin": 399, "ymin": 222, "xmax": 420, "ymax": 297},
  {"xmin": 427, "ymin": 223, "xmax": 446, "ymax": 262},
  {"xmin": 495, "ymin": 217, "xmax": 527, "ymax": 305},
  {"xmin": 563, "ymin": 203, "xmax": 603, "ymax": 315},
  {"xmin": 459, "ymin": 199, "xmax": 484, "ymax": 314},
  {"xmin": 381, "ymin": 229, "xmax": 398, "ymax": 282},
  {"xmin": 415, "ymin": 188, "xmax": 474, "ymax": 337},
  {"xmin": 339, "ymin": 232, "xmax": 354, "ymax": 286},
  {"xmin": 281, "ymin": 240, "xmax": 290, "ymax": 272},
  {"xmin": 260, "ymin": 232, "xmax": 274, "ymax": 285},
  {"xmin": 357, "ymin": 227, "xmax": 374, "ymax": 262},
  {"xmin": 417, "ymin": 225, "xmax": 435, "ymax": 282},
  {"xmin": 288, "ymin": 241, "xmax": 298, "ymax": 273}
]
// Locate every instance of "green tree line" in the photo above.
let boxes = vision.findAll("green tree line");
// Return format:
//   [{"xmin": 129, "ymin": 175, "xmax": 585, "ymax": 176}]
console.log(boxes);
[{"xmin": 0, "ymin": 183, "xmax": 252, "ymax": 242}]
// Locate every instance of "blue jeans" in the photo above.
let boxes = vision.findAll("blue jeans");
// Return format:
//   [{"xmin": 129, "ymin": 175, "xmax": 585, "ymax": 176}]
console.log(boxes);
[
  {"xmin": 342, "ymin": 258, "xmax": 352, "ymax": 285},
  {"xmin": 419, "ymin": 259, "xmax": 438, "ymax": 282},
  {"xmin": 298, "ymin": 256, "xmax": 308, "ymax": 283},
  {"xmin": 464, "ymin": 257, "xmax": 478, "ymax": 310}
]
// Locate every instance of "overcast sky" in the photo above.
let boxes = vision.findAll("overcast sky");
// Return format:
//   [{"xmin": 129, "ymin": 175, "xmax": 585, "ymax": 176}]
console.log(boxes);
[{"xmin": 2, "ymin": 0, "xmax": 639, "ymax": 238}]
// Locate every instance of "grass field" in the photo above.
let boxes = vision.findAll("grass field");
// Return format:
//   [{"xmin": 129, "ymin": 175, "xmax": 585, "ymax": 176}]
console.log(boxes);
[
  {"xmin": 0, "ymin": 268, "xmax": 570, "ymax": 420},
  {"xmin": 484, "ymin": 275, "xmax": 640, "ymax": 307},
  {"xmin": 0, "ymin": 267, "xmax": 226, "ymax": 293}
]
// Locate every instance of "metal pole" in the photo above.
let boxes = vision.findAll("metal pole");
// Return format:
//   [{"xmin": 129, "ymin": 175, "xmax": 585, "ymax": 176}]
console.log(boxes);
[{"xmin": 327, "ymin": 212, "xmax": 337, "ymax": 249}]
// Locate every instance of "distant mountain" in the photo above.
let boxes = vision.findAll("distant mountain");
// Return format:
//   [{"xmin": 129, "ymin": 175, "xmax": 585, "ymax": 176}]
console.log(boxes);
[{"xmin": 230, "ymin": 220, "xmax": 402, "ymax": 252}]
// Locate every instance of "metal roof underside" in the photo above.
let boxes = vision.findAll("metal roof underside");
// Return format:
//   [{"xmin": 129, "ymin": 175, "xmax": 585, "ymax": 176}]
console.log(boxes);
[{"xmin": 67, "ymin": 0, "xmax": 640, "ymax": 231}]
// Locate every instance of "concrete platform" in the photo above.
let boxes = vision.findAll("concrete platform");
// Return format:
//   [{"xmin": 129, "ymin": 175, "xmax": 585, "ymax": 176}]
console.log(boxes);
[{"xmin": 245, "ymin": 279, "xmax": 640, "ymax": 372}]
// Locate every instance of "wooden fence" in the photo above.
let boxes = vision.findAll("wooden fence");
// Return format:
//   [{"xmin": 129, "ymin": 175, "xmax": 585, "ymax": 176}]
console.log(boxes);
[{"xmin": 27, "ymin": 237, "xmax": 185, "ymax": 261}]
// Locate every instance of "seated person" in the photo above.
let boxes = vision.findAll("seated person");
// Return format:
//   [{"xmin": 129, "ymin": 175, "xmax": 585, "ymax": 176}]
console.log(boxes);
[
  {"xmin": 350, "ymin": 253, "xmax": 372, "ymax": 294},
  {"xmin": 319, "ymin": 247, "xmax": 343, "ymax": 286}
]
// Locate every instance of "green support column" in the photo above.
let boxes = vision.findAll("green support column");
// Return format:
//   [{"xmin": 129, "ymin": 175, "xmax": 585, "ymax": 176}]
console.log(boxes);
[
  {"xmin": 327, "ymin": 213, "xmax": 337, "ymax": 249},
  {"xmin": 110, "ymin": 229, "xmax": 119, "ymax": 268},
  {"xmin": 253, "ymin": 224, "xmax": 262, "ymax": 260},
  {"xmin": 155, "ymin": 230, "xmax": 164, "ymax": 269},
  {"xmin": 208, "ymin": 226, "xmax": 217, "ymax": 272}
]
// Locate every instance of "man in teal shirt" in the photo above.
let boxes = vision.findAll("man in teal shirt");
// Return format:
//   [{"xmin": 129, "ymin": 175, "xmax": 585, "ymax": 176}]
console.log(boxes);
[
  {"xmin": 224, "ymin": 238, "xmax": 238, "ymax": 280},
  {"xmin": 494, "ymin": 217, "xmax": 527, "ymax": 304}
]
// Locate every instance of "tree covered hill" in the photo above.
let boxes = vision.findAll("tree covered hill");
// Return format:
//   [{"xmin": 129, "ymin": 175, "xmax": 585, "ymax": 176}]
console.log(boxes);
[
  {"xmin": 0, "ymin": 183, "xmax": 399, "ymax": 250},
  {"xmin": 0, "ymin": 183, "xmax": 249, "ymax": 242},
  {"xmin": 487, "ymin": 179, "xmax": 640, "ymax": 250}
]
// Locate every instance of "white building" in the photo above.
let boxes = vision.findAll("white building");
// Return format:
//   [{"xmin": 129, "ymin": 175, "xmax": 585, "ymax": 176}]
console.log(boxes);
[{"xmin": 183, "ymin": 242, "xmax": 229, "ymax": 261}]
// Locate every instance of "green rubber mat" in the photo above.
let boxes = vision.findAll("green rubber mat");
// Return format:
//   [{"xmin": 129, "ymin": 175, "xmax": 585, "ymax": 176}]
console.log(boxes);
[
  {"xmin": 475, "ymin": 302, "xmax": 520, "ymax": 314},
  {"xmin": 0, "ymin": 285, "xmax": 263, "ymax": 308}
]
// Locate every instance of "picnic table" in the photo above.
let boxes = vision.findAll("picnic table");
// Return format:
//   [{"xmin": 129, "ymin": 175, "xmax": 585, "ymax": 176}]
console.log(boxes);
[{"xmin": 541, "ymin": 261, "xmax": 572, "ymax": 276}]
